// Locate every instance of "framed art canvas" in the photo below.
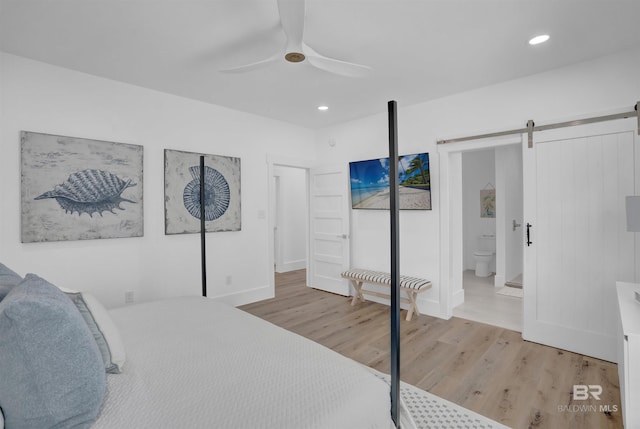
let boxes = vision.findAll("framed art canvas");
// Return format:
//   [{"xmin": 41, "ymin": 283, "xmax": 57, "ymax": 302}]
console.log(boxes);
[
  {"xmin": 480, "ymin": 189, "xmax": 496, "ymax": 218},
  {"xmin": 164, "ymin": 149, "xmax": 241, "ymax": 234},
  {"xmin": 20, "ymin": 131, "xmax": 144, "ymax": 243},
  {"xmin": 349, "ymin": 152, "xmax": 431, "ymax": 210}
]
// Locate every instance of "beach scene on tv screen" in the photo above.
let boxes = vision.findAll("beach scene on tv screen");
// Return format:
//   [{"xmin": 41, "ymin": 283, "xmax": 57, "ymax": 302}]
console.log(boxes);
[{"xmin": 349, "ymin": 153, "xmax": 431, "ymax": 210}]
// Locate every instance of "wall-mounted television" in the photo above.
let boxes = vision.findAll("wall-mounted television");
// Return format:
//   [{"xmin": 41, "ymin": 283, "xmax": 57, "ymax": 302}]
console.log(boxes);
[{"xmin": 349, "ymin": 152, "xmax": 431, "ymax": 210}]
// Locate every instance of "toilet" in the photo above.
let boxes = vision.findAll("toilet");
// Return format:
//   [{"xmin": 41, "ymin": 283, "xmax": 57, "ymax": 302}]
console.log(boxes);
[{"xmin": 474, "ymin": 234, "xmax": 495, "ymax": 277}]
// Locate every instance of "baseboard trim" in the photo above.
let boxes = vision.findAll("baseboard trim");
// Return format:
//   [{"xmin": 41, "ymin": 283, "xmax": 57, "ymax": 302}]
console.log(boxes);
[
  {"xmin": 275, "ymin": 260, "xmax": 306, "ymax": 273},
  {"xmin": 211, "ymin": 285, "xmax": 273, "ymax": 307}
]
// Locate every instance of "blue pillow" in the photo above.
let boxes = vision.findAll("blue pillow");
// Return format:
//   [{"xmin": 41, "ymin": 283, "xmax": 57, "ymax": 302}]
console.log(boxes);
[
  {"xmin": 0, "ymin": 274, "xmax": 106, "ymax": 429},
  {"xmin": 0, "ymin": 263, "xmax": 22, "ymax": 301},
  {"xmin": 66, "ymin": 291, "xmax": 127, "ymax": 374}
]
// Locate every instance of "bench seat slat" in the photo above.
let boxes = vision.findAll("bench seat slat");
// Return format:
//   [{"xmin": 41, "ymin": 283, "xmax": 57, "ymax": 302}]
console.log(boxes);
[
  {"xmin": 341, "ymin": 268, "xmax": 431, "ymax": 290},
  {"xmin": 340, "ymin": 268, "xmax": 431, "ymax": 321}
]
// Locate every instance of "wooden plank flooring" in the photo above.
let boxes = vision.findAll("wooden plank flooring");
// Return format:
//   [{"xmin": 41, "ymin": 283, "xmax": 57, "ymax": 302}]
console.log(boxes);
[{"xmin": 239, "ymin": 269, "xmax": 622, "ymax": 429}]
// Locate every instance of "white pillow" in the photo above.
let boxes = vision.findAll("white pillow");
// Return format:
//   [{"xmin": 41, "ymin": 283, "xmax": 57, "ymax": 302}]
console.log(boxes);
[{"xmin": 65, "ymin": 291, "xmax": 126, "ymax": 373}]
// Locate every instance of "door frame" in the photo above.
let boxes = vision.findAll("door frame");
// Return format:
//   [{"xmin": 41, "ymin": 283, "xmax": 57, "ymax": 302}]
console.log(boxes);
[
  {"xmin": 267, "ymin": 155, "xmax": 314, "ymax": 296},
  {"xmin": 438, "ymin": 134, "xmax": 523, "ymax": 319}
]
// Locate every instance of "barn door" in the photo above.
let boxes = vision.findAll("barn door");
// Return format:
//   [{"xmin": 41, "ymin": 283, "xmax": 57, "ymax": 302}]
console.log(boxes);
[
  {"xmin": 308, "ymin": 165, "xmax": 351, "ymax": 296},
  {"xmin": 522, "ymin": 119, "xmax": 637, "ymax": 362}
]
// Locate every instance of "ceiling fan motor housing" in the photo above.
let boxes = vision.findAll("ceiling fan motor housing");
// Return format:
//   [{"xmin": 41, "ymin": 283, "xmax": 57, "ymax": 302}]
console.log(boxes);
[{"xmin": 285, "ymin": 52, "xmax": 305, "ymax": 63}]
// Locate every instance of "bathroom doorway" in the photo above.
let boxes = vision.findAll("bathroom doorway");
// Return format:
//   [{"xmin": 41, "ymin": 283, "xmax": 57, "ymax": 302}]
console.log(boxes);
[{"xmin": 452, "ymin": 144, "xmax": 524, "ymax": 332}]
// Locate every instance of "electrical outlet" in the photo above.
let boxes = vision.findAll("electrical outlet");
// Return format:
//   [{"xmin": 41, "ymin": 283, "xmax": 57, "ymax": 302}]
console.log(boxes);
[
  {"xmin": 125, "ymin": 291, "xmax": 134, "ymax": 304},
  {"xmin": 226, "ymin": 275, "xmax": 232, "ymax": 285}
]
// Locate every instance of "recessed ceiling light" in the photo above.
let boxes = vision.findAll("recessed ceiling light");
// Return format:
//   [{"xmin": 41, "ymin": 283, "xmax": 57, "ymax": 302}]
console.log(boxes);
[
  {"xmin": 317, "ymin": 105, "xmax": 329, "ymax": 111},
  {"xmin": 529, "ymin": 34, "xmax": 550, "ymax": 45}
]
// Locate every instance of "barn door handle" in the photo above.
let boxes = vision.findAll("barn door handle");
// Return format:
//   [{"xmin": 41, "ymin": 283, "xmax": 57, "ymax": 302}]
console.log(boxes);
[{"xmin": 526, "ymin": 223, "xmax": 533, "ymax": 246}]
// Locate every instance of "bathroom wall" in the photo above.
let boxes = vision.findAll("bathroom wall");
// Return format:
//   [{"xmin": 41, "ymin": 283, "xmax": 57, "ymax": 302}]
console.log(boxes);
[{"xmin": 462, "ymin": 149, "xmax": 496, "ymax": 271}]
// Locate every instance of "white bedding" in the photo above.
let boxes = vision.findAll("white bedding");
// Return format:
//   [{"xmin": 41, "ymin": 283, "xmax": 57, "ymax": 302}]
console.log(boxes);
[{"xmin": 94, "ymin": 296, "xmax": 399, "ymax": 429}]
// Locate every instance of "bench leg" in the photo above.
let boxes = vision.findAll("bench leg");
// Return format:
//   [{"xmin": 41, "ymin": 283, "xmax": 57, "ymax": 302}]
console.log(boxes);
[
  {"xmin": 405, "ymin": 290, "xmax": 420, "ymax": 321},
  {"xmin": 350, "ymin": 280, "xmax": 365, "ymax": 306}
]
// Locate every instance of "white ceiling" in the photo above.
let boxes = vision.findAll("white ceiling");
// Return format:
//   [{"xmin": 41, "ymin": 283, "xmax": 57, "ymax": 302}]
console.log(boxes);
[{"xmin": 2, "ymin": 0, "xmax": 640, "ymax": 129}]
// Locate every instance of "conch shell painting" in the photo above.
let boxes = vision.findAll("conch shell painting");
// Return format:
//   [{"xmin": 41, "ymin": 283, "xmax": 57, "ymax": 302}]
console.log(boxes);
[
  {"xmin": 20, "ymin": 131, "xmax": 144, "ymax": 243},
  {"xmin": 35, "ymin": 169, "xmax": 136, "ymax": 217},
  {"xmin": 164, "ymin": 149, "xmax": 241, "ymax": 235}
]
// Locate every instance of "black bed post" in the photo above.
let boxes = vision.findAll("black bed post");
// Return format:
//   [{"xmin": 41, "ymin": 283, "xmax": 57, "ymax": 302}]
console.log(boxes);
[
  {"xmin": 199, "ymin": 155, "xmax": 207, "ymax": 297},
  {"xmin": 388, "ymin": 100, "xmax": 400, "ymax": 427}
]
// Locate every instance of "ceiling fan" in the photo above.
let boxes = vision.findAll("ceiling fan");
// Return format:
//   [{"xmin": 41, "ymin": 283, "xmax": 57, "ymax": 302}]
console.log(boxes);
[{"xmin": 219, "ymin": 0, "xmax": 372, "ymax": 78}]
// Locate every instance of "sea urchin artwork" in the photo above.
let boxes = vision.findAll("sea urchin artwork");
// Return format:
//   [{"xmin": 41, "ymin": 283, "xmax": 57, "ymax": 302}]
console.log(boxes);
[
  {"xmin": 20, "ymin": 131, "xmax": 144, "ymax": 243},
  {"xmin": 164, "ymin": 149, "xmax": 241, "ymax": 234},
  {"xmin": 35, "ymin": 169, "xmax": 136, "ymax": 217},
  {"xmin": 183, "ymin": 166, "xmax": 230, "ymax": 221}
]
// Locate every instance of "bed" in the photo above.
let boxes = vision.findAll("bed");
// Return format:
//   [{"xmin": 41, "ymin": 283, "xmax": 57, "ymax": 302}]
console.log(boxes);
[
  {"xmin": 96, "ymin": 296, "xmax": 402, "ymax": 428},
  {"xmin": 0, "ymin": 264, "xmax": 414, "ymax": 429}
]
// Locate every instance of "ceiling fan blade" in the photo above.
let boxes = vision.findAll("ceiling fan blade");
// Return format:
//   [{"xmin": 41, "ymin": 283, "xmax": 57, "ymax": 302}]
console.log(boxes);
[
  {"xmin": 219, "ymin": 52, "xmax": 281, "ymax": 73},
  {"xmin": 302, "ymin": 44, "xmax": 372, "ymax": 78},
  {"xmin": 277, "ymin": 0, "xmax": 305, "ymax": 51}
]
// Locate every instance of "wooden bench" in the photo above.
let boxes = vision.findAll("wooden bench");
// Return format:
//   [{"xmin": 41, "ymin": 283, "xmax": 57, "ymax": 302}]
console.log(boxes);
[{"xmin": 341, "ymin": 269, "xmax": 432, "ymax": 321}]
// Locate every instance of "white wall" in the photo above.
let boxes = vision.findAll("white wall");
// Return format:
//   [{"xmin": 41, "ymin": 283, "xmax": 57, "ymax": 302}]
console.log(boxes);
[
  {"xmin": 313, "ymin": 114, "xmax": 442, "ymax": 315},
  {"xmin": 4, "ymin": 46, "xmax": 639, "ymax": 317},
  {"xmin": 274, "ymin": 166, "xmax": 307, "ymax": 272},
  {"xmin": 0, "ymin": 53, "xmax": 316, "ymax": 309},
  {"xmin": 315, "ymin": 46, "xmax": 640, "ymax": 318}
]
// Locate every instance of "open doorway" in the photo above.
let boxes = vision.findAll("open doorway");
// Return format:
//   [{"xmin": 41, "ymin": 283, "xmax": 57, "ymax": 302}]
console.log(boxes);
[
  {"xmin": 269, "ymin": 162, "xmax": 310, "ymax": 298},
  {"xmin": 273, "ymin": 166, "xmax": 308, "ymax": 274},
  {"xmin": 438, "ymin": 136, "xmax": 524, "ymax": 331},
  {"xmin": 453, "ymin": 145, "xmax": 523, "ymax": 331},
  {"xmin": 267, "ymin": 158, "xmax": 351, "ymax": 300}
]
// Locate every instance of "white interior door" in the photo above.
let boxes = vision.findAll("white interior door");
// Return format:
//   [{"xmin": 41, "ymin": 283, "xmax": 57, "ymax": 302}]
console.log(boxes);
[
  {"xmin": 309, "ymin": 165, "xmax": 350, "ymax": 296},
  {"xmin": 523, "ymin": 119, "xmax": 637, "ymax": 362}
]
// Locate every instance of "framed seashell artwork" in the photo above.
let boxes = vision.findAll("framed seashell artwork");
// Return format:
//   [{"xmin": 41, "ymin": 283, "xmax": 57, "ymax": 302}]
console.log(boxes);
[
  {"xmin": 20, "ymin": 131, "xmax": 144, "ymax": 243},
  {"xmin": 164, "ymin": 149, "xmax": 241, "ymax": 234}
]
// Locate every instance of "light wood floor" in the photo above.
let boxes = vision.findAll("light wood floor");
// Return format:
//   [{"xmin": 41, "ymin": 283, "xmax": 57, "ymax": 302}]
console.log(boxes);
[{"xmin": 239, "ymin": 269, "xmax": 622, "ymax": 429}]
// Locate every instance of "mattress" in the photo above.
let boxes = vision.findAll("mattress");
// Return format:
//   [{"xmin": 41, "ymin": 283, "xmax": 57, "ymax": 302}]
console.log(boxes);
[{"xmin": 94, "ymin": 296, "xmax": 402, "ymax": 429}]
